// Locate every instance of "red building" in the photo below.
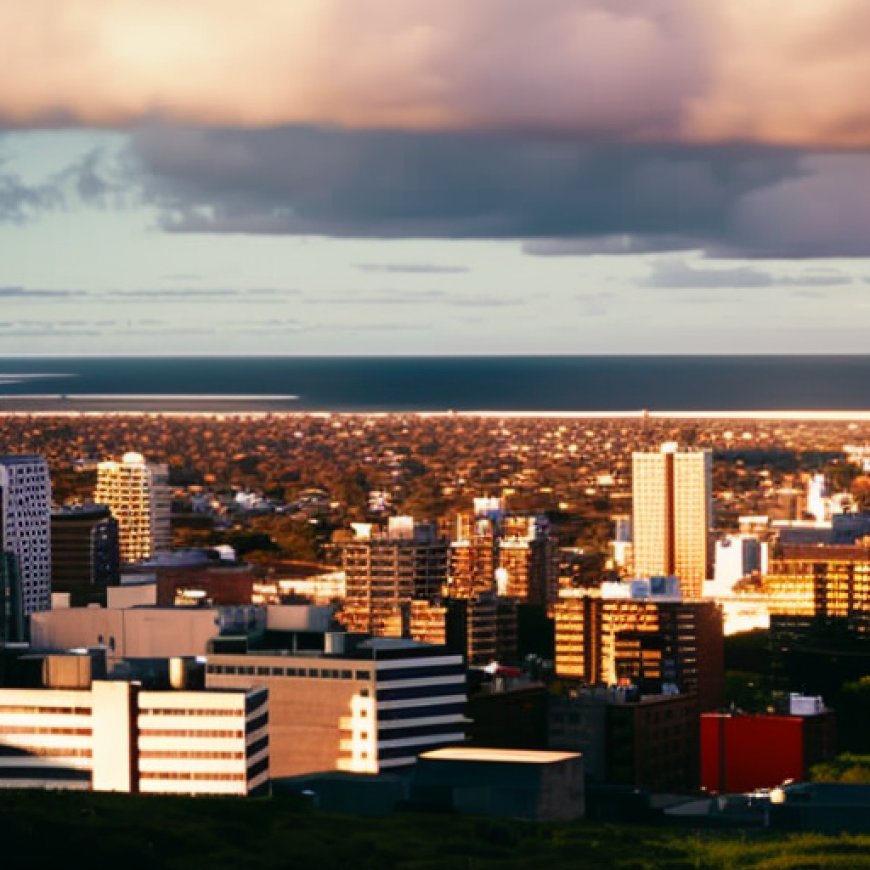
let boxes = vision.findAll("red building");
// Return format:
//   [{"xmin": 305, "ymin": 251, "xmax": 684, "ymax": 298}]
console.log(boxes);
[{"xmin": 701, "ymin": 708, "xmax": 836, "ymax": 794}]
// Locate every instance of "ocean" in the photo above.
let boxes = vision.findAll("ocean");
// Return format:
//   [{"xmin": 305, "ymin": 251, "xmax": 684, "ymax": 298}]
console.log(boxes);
[{"xmin": 1, "ymin": 356, "xmax": 870, "ymax": 413}]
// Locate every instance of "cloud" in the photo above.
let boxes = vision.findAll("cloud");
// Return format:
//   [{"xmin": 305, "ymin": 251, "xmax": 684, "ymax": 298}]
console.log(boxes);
[
  {"xmin": 0, "ymin": 286, "xmax": 84, "ymax": 298},
  {"xmin": 4, "ymin": 2, "xmax": 870, "ymax": 148},
  {"xmin": 131, "ymin": 126, "xmax": 799, "ymax": 246},
  {"xmin": 776, "ymin": 269, "xmax": 853, "ymax": 287},
  {"xmin": 98, "ymin": 287, "xmax": 299, "ymax": 300},
  {"xmin": 644, "ymin": 260, "xmax": 776, "ymax": 289},
  {"xmin": 720, "ymin": 154, "xmax": 870, "ymax": 258},
  {"xmin": 644, "ymin": 259, "xmax": 858, "ymax": 289},
  {"xmin": 304, "ymin": 290, "xmax": 523, "ymax": 307},
  {"xmin": 0, "ymin": 145, "xmax": 129, "ymax": 222},
  {"xmin": 0, "ymin": 167, "xmax": 63, "ymax": 222},
  {"xmin": 306, "ymin": 290, "xmax": 446, "ymax": 305},
  {"xmin": 56, "ymin": 122, "xmax": 852, "ymax": 256},
  {"xmin": 355, "ymin": 263, "xmax": 470, "ymax": 274},
  {"xmin": 524, "ymin": 235, "xmax": 699, "ymax": 256}
]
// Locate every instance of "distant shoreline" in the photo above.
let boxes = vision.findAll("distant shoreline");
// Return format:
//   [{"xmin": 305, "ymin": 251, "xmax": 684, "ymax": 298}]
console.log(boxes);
[{"xmin": 2, "ymin": 399, "xmax": 870, "ymax": 420}]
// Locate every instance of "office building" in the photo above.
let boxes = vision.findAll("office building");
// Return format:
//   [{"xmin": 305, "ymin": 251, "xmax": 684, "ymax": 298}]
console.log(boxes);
[
  {"xmin": 448, "ymin": 511, "xmax": 498, "ymax": 599},
  {"xmin": 339, "ymin": 517, "xmax": 448, "ymax": 636},
  {"xmin": 554, "ymin": 584, "xmax": 724, "ymax": 711},
  {"xmin": 549, "ymin": 687, "xmax": 700, "ymax": 792},
  {"xmin": 0, "ymin": 455, "xmax": 52, "ymax": 617},
  {"xmin": 51, "ymin": 505, "xmax": 120, "ymax": 605},
  {"xmin": 632, "ymin": 443, "xmax": 712, "ymax": 598},
  {"xmin": 94, "ymin": 452, "xmax": 170, "ymax": 564},
  {"xmin": 206, "ymin": 638, "xmax": 466, "ymax": 777},
  {"xmin": 764, "ymin": 543, "xmax": 870, "ymax": 628},
  {"xmin": 0, "ymin": 680, "xmax": 268, "ymax": 795},
  {"xmin": 497, "ymin": 515, "xmax": 559, "ymax": 608},
  {"xmin": 408, "ymin": 594, "xmax": 498, "ymax": 666}
]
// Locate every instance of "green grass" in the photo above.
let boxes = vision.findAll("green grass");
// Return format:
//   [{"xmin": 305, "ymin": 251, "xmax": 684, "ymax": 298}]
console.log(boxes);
[{"xmin": 2, "ymin": 790, "xmax": 870, "ymax": 869}]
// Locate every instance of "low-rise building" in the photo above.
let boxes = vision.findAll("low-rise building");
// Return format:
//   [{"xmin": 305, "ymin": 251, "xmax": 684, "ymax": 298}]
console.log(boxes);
[
  {"xmin": 0, "ymin": 680, "xmax": 268, "ymax": 796},
  {"xmin": 700, "ymin": 697, "xmax": 836, "ymax": 794},
  {"xmin": 412, "ymin": 747, "xmax": 584, "ymax": 821},
  {"xmin": 205, "ymin": 638, "xmax": 466, "ymax": 777}
]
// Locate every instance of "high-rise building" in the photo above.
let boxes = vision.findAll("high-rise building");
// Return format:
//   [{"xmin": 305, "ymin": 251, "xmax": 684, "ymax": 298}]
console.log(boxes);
[
  {"xmin": 631, "ymin": 443, "xmax": 712, "ymax": 598},
  {"xmin": 94, "ymin": 452, "xmax": 170, "ymax": 564},
  {"xmin": 447, "ymin": 512, "xmax": 498, "ymax": 599},
  {"xmin": 408, "ymin": 593, "xmax": 498, "ymax": 666},
  {"xmin": 51, "ymin": 505, "xmax": 120, "ymax": 605},
  {"xmin": 497, "ymin": 515, "xmax": 559, "ymax": 608},
  {"xmin": 339, "ymin": 517, "xmax": 448, "ymax": 636},
  {"xmin": 554, "ymin": 584, "xmax": 724, "ymax": 711},
  {"xmin": 0, "ymin": 455, "xmax": 52, "ymax": 618}
]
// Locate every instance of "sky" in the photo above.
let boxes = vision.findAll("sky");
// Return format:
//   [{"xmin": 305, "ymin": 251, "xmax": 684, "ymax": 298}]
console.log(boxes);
[{"xmin": 3, "ymin": 1, "xmax": 870, "ymax": 355}]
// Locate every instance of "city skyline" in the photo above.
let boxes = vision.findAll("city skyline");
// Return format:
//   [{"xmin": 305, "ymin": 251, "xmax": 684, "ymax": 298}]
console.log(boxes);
[{"xmin": 3, "ymin": 3, "xmax": 870, "ymax": 355}]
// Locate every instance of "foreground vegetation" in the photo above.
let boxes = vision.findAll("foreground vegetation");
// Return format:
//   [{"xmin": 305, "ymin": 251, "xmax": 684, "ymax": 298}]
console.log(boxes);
[{"xmin": 3, "ymin": 790, "xmax": 870, "ymax": 869}]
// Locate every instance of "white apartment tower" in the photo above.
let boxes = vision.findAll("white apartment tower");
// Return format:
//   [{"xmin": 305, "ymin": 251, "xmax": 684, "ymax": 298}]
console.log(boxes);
[
  {"xmin": 631, "ymin": 443, "xmax": 712, "ymax": 598},
  {"xmin": 0, "ymin": 455, "xmax": 52, "ymax": 616},
  {"xmin": 94, "ymin": 452, "xmax": 170, "ymax": 564}
]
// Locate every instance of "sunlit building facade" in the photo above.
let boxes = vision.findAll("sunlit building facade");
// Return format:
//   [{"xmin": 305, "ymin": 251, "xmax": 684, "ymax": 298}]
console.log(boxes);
[
  {"xmin": 632, "ymin": 444, "xmax": 712, "ymax": 598},
  {"xmin": 94, "ymin": 452, "xmax": 170, "ymax": 564},
  {"xmin": 554, "ymin": 588, "xmax": 723, "ymax": 711},
  {"xmin": 339, "ymin": 517, "xmax": 448, "ymax": 636},
  {"xmin": 205, "ymin": 640, "xmax": 466, "ymax": 777},
  {"xmin": 764, "ymin": 543, "xmax": 870, "ymax": 630},
  {"xmin": 0, "ymin": 681, "xmax": 269, "ymax": 796}
]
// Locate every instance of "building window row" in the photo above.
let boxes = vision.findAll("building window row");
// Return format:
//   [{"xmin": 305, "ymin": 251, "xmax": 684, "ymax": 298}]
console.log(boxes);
[
  {"xmin": 138, "ymin": 750, "xmax": 244, "ymax": 760},
  {"xmin": 0, "ymin": 706, "xmax": 91, "ymax": 715},
  {"xmin": 140, "ymin": 708, "xmax": 240, "ymax": 718},
  {"xmin": 208, "ymin": 664, "xmax": 369, "ymax": 681},
  {"xmin": 0, "ymin": 726, "xmax": 91, "ymax": 736},
  {"xmin": 139, "ymin": 771, "xmax": 247, "ymax": 782},
  {"xmin": 0, "ymin": 746, "xmax": 92, "ymax": 758},
  {"xmin": 138, "ymin": 729, "xmax": 243, "ymax": 739}
]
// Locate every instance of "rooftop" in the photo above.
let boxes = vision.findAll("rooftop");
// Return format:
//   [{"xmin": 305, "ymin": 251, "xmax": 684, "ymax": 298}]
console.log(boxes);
[{"xmin": 420, "ymin": 747, "xmax": 580, "ymax": 765}]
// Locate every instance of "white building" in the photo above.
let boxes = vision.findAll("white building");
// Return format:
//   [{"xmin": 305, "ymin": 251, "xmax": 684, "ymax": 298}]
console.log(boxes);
[
  {"xmin": 94, "ymin": 452, "xmax": 170, "ymax": 564},
  {"xmin": 30, "ymin": 605, "xmax": 224, "ymax": 666},
  {"xmin": 206, "ymin": 638, "xmax": 466, "ymax": 777},
  {"xmin": 0, "ymin": 455, "xmax": 52, "ymax": 618},
  {"xmin": 709, "ymin": 534, "xmax": 768, "ymax": 597},
  {"xmin": 631, "ymin": 444, "xmax": 712, "ymax": 599},
  {"xmin": 0, "ymin": 681, "xmax": 269, "ymax": 796}
]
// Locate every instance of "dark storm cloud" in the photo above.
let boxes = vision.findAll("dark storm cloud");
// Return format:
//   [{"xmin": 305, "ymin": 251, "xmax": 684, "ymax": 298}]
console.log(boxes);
[
  {"xmin": 130, "ymin": 126, "xmax": 798, "ymax": 245},
  {"xmin": 128, "ymin": 124, "xmax": 870, "ymax": 257}
]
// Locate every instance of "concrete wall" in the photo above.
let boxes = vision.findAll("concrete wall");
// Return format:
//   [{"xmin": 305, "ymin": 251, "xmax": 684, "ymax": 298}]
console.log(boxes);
[{"xmin": 31, "ymin": 607, "xmax": 220, "ymax": 664}]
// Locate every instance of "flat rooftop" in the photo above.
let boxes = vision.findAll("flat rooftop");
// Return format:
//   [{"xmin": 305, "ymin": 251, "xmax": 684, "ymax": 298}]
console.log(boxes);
[{"xmin": 420, "ymin": 747, "xmax": 580, "ymax": 765}]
